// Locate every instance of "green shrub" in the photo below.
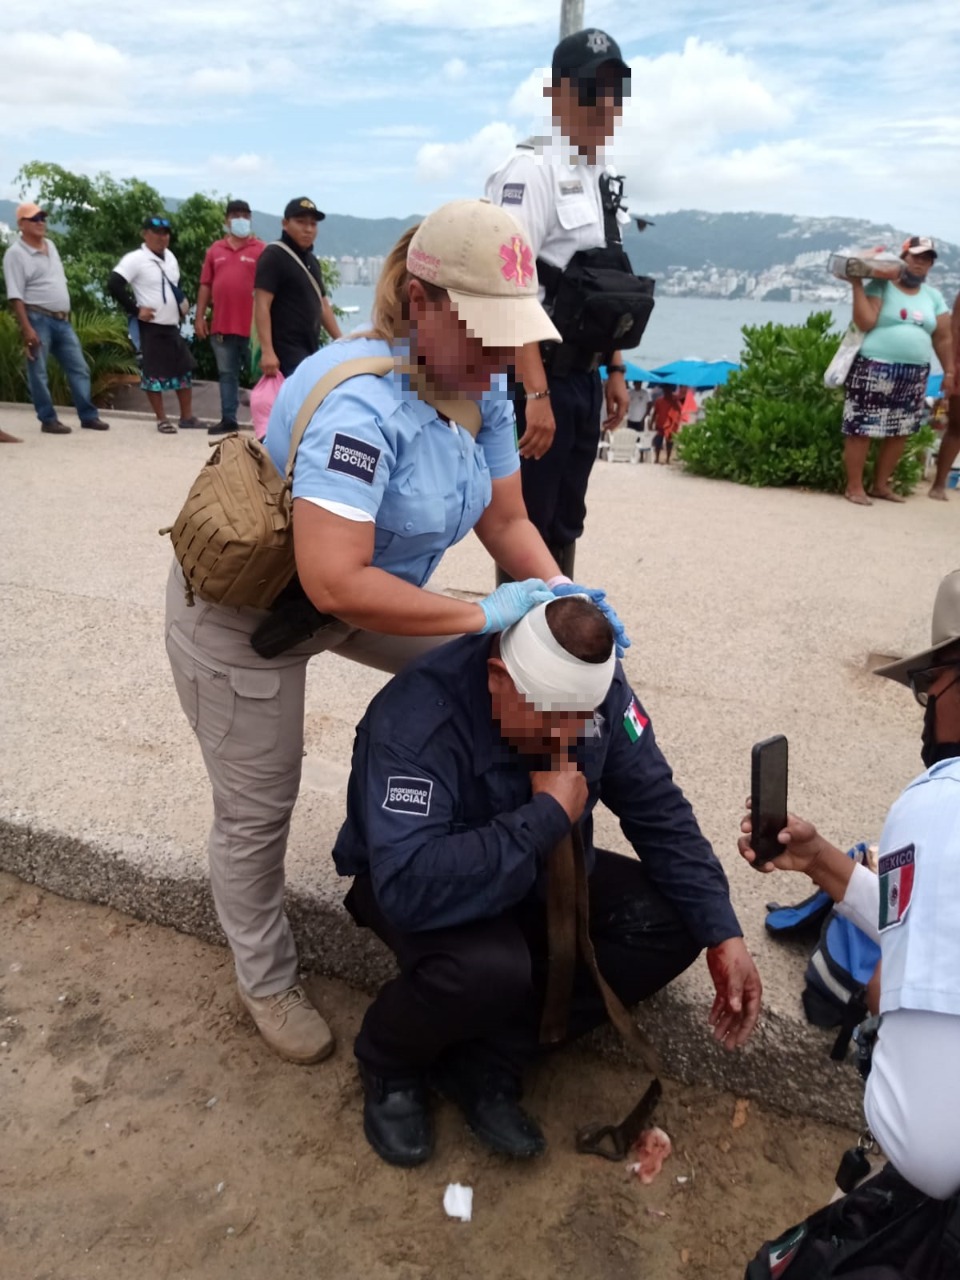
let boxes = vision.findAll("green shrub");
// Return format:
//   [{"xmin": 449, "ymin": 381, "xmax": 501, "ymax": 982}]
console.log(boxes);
[
  {"xmin": 0, "ymin": 307, "xmax": 138, "ymax": 406},
  {"xmin": 677, "ymin": 311, "xmax": 935, "ymax": 495}
]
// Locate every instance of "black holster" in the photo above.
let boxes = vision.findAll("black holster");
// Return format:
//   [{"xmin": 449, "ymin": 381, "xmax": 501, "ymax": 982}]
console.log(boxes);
[{"xmin": 249, "ymin": 577, "xmax": 338, "ymax": 659}]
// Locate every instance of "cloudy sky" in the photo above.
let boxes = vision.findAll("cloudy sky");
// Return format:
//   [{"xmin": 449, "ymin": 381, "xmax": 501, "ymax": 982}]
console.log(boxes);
[{"xmin": 3, "ymin": 0, "xmax": 959, "ymax": 239}]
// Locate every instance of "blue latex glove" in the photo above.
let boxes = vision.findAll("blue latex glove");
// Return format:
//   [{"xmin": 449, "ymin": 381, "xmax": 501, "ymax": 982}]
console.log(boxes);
[
  {"xmin": 478, "ymin": 579, "xmax": 555, "ymax": 633},
  {"xmin": 551, "ymin": 581, "xmax": 631, "ymax": 657}
]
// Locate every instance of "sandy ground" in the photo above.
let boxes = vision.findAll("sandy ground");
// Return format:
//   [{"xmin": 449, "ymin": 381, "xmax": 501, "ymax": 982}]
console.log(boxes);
[{"xmin": 1, "ymin": 872, "xmax": 855, "ymax": 1280}]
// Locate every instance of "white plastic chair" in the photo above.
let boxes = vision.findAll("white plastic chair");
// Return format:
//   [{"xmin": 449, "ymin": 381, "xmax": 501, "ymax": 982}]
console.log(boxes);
[{"xmin": 605, "ymin": 424, "xmax": 641, "ymax": 463}]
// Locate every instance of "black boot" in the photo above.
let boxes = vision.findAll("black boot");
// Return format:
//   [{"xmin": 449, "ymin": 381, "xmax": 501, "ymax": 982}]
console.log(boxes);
[
  {"xmin": 359, "ymin": 1065, "xmax": 434, "ymax": 1167},
  {"xmin": 430, "ymin": 1056, "xmax": 546, "ymax": 1159}
]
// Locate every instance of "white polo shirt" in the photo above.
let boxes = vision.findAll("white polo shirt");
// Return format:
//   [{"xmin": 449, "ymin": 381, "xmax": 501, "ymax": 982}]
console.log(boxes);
[
  {"xmin": 836, "ymin": 756, "xmax": 960, "ymax": 1197},
  {"xmin": 114, "ymin": 245, "xmax": 182, "ymax": 325},
  {"xmin": 486, "ymin": 133, "xmax": 624, "ymax": 285}
]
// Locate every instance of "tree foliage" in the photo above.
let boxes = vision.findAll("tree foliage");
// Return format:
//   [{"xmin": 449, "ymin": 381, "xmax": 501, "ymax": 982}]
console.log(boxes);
[{"xmin": 677, "ymin": 311, "xmax": 934, "ymax": 495}]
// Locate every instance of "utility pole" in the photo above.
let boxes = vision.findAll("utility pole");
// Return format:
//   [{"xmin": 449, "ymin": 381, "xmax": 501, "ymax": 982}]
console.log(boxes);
[{"xmin": 559, "ymin": 0, "xmax": 583, "ymax": 39}]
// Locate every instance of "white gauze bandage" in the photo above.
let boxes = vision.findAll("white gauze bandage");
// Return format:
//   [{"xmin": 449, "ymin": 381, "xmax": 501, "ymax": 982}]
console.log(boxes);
[{"xmin": 499, "ymin": 602, "xmax": 616, "ymax": 712}]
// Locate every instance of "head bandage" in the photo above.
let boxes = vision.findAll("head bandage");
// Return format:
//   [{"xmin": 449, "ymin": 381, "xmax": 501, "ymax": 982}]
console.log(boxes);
[{"xmin": 499, "ymin": 602, "xmax": 616, "ymax": 713}]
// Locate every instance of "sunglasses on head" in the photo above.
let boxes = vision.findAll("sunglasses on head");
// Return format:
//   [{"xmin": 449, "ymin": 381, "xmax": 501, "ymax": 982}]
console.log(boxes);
[{"xmin": 146, "ymin": 218, "xmax": 171, "ymax": 230}]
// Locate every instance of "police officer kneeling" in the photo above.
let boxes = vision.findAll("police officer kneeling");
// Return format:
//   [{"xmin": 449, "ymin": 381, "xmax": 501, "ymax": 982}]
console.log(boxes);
[
  {"xmin": 739, "ymin": 570, "xmax": 960, "ymax": 1276},
  {"xmin": 334, "ymin": 596, "xmax": 761, "ymax": 1166}
]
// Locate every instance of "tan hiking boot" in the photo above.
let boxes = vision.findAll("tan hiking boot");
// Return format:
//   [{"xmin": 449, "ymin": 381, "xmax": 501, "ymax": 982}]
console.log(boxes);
[{"xmin": 238, "ymin": 983, "xmax": 334, "ymax": 1064}]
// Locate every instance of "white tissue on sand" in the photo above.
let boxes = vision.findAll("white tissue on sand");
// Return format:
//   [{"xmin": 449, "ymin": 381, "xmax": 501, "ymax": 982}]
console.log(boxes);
[{"xmin": 443, "ymin": 1183, "xmax": 473, "ymax": 1222}]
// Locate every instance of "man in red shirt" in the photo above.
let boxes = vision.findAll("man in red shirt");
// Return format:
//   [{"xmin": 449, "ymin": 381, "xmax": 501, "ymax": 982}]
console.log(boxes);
[
  {"xmin": 651, "ymin": 386, "xmax": 682, "ymax": 463},
  {"xmin": 195, "ymin": 199, "xmax": 265, "ymax": 435}
]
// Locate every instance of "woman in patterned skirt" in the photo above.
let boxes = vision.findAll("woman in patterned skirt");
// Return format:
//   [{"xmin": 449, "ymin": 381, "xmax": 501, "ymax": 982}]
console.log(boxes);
[{"xmin": 842, "ymin": 236, "xmax": 955, "ymax": 505}]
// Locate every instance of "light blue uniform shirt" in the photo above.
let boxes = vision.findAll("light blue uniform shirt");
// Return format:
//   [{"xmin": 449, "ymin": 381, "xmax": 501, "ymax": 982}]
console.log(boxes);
[{"xmin": 265, "ymin": 337, "xmax": 518, "ymax": 588}]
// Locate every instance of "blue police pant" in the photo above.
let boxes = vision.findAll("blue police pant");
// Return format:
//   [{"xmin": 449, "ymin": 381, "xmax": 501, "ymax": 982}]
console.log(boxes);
[
  {"xmin": 516, "ymin": 369, "xmax": 603, "ymax": 549},
  {"xmin": 24, "ymin": 310, "xmax": 98, "ymax": 425},
  {"xmin": 211, "ymin": 333, "xmax": 250, "ymax": 424},
  {"xmin": 348, "ymin": 849, "xmax": 702, "ymax": 1081}
]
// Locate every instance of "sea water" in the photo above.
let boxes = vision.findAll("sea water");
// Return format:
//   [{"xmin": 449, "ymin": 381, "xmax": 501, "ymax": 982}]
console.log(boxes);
[{"xmin": 332, "ymin": 286, "xmax": 844, "ymax": 368}]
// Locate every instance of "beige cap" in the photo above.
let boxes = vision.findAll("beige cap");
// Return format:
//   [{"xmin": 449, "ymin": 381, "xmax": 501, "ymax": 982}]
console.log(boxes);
[
  {"xmin": 16, "ymin": 202, "xmax": 46, "ymax": 220},
  {"xmin": 875, "ymin": 569, "xmax": 960, "ymax": 684},
  {"xmin": 406, "ymin": 199, "xmax": 560, "ymax": 349}
]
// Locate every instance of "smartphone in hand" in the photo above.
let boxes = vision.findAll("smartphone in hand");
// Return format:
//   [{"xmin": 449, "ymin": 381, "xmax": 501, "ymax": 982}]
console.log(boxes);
[{"xmin": 750, "ymin": 735, "xmax": 788, "ymax": 865}]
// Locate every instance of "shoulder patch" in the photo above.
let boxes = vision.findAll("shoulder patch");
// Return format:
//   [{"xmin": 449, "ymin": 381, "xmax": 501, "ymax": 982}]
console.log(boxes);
[
  {"xmin": 501, "ymin": 182, "xmax": 525, "ymax": 206},
  {"xmin": 382, "ymin": 776, "xmax": 433, "ymax": 817},
  {"xmin": 622, "ymin": 697, "xmax": 648, "ymax": 744},
  {"xmin": 327, "ymin": 433, "xmax": 381, "ymax": 484},
  {"xmin": 878, "ymin": 843, "xmax": 915, "ymax": 930}
]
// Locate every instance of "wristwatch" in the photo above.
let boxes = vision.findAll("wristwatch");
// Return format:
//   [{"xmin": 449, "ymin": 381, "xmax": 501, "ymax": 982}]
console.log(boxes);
[{"xmin": 606, "ymin": 363, "xmax": 627, "ymax": 375}]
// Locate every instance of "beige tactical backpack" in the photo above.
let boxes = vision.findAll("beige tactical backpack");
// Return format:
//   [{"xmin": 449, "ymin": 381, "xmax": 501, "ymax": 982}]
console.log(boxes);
[{"xmin": 161, "ymin": 355, "xmax": 481, "ymax": 610}]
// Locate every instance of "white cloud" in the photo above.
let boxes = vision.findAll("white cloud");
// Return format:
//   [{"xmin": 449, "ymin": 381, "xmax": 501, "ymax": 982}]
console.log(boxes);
[
  {"xmin": 416, "ymin": 122, "xmax": 518, "ymax": 184},
  {"xmin": 0, "ymin": 31, "xmax": 133, "ymax": 132},
  {"xmin": 508, "ymin": 67, "xmax": 549, "ymax": 118},
  {"xmin": 363, "ymin": 125, "xmax": 435, "ymax": 140},
  {"xmin": 189, "ymin": 66, "xmax": 253, "ymax": 96},
  {"xmin": 442, "ymin": 57, "xmax": 468, "ymax": 83},
  {"xmin": 208, "ymin": 153, "xmax": 265, "ymax": 176}
]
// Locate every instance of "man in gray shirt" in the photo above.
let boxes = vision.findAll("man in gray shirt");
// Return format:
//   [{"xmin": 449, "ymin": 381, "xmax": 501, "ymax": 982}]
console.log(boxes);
[{"xmin": 2, "ymin": 202, "xmax": 109, "ymax": 436}]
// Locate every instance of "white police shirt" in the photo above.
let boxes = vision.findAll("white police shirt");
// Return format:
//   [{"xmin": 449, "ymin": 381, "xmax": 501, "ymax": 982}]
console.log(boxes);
[
  {"xmin": 836, "ymin": 756, "xmax": 960, "ymax": 1198},
  {"xmin": 114, "ymin": 245, "xmax": 183, "ymax": 326},
  {"xmin": 486, "ymin": 134, "xmax": 620, "ymax": 285},
  {"xmin": 264, "ymin": 337, "xmax": 519, "ymax": 588}
]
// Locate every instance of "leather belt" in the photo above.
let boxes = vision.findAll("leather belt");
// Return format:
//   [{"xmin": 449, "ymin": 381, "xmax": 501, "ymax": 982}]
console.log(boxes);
[{"xmin": 26, "ymin": 305, "xmax": 70, "ymax": 321}]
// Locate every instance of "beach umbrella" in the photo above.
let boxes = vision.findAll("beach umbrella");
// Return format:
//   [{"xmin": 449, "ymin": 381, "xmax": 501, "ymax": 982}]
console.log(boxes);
[
  {"xmin": 600, "ymin": 360, "xmax": 659, "ymax": 382},
  {"xmin": 648, "ymin": 359, "xmax": 740, "ymax": 389}
]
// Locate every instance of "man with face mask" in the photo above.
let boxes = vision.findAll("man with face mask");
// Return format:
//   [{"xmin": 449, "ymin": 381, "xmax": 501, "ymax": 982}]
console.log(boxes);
[
  {"xmin": 739, "ymin": 568, "xmax": 960, "ymax": 1205},
  {"xmin": 334, "ymin": 596, "xmax": 760, "ymax": 1167},
  {"xmin": 194, "ymin": 199, "xmax": 265, "ymax": 436}
]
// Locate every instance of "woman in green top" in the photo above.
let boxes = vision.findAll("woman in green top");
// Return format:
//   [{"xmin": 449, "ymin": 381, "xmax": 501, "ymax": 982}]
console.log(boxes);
[{"xmin": 842, "ymin": 236, "xmax": 954, "ymax": 505}]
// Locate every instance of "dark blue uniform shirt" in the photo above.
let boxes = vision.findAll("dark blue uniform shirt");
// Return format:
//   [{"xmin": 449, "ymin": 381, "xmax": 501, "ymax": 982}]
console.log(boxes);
[{"xmin": 333, "ymin": 635, "xmax": 742, "ymax": 946}]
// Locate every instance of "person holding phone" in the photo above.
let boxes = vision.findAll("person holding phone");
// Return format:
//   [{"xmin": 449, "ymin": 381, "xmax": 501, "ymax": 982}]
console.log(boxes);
[{"xmin": 739, "ymin": 568, "xmax": 960, "ymax": 1207}]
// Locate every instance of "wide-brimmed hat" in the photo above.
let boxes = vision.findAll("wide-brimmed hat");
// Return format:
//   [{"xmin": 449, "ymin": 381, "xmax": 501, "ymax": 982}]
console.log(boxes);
[
  {"xmin": 875, "ymin": 569, "xmax": 960, "ymax": 684},
  {"xmin": 406, "ymin": 199, "xmax": 560, "ymax": 349}
]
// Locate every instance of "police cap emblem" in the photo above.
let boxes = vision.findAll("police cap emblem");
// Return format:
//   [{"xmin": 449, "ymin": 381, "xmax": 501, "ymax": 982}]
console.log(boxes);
[{"xmin": 586, "ymin": 30, "xmax": 611, "ymax": 54}]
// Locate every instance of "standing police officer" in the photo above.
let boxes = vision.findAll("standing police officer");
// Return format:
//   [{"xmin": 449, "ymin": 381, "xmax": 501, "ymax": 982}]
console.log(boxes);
[{"xmin": 486, "ymin": 29, "xmax": 652, "ymax": 578}]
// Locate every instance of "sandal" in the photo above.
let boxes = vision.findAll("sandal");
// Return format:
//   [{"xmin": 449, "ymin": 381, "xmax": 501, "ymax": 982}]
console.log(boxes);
[
  {"xmin": 156, "ymin": 419, "xmax": 178, "ymax": 434},
  {"xmin": 178, "ymin": 416, "xmax": 205, "ymax": 429},
  {"xmin": 844, "ymin": 491, "xmax": 872, "ymax": 506}
]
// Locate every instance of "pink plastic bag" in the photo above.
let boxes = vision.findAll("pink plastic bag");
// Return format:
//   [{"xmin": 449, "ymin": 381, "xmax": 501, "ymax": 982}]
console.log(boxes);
[{"xmin": 250, "ymin": 372, "xmax": 285, "ymax": 441}]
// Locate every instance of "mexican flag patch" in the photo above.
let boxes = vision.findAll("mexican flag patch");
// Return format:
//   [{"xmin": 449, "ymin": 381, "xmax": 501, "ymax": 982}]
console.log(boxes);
[
  {"xmin": 767, "ymin": 1223, "xmax": 806, "ymax": 1277},
  {"xmin": 622, "ymin": 697, "xmax": 648, "ymax": 743},
  {"xmin": 878, "ymin": 843, "xmax": 915, "ymax": 930}
]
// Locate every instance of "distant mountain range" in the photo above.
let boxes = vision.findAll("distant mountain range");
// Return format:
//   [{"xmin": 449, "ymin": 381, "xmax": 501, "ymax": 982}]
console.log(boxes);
[{"xmin": 2, "ymin": 198, "xmax": 956, "ymax": 303}]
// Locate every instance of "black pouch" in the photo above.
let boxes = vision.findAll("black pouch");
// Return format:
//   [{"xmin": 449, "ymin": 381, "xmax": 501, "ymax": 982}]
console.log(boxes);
[{"xmin": 545, "ymin": 247, "xmax": 655, "ymax": 354}]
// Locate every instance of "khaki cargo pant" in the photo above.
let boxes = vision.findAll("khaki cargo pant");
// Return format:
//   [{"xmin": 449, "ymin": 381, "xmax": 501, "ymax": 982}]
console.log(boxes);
[{"xmin": 164, "ymin": 562, "xmax": 450, "ymax": 996}]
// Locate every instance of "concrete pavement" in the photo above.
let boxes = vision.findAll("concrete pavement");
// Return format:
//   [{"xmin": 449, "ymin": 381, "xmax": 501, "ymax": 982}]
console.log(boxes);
[{"xmin": 2, "ymin": 398, "xmax": 957, "ymax": 1127}]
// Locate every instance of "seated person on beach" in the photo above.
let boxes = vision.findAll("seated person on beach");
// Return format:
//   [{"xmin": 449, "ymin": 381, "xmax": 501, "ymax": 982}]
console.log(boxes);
[
  {"xmin": 739, "ymin": 569, "xmax": 960, "ymax": 1275},
  {"xmin": 333, "ymin": 597, "xmax": 762, "ymax": 1167}
]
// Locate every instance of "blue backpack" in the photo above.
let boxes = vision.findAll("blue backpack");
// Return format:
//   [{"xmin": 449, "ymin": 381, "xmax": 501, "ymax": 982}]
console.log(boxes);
[{"xmin": 765, "ymin": 843, "xmax": 882, "ymax": 1060}]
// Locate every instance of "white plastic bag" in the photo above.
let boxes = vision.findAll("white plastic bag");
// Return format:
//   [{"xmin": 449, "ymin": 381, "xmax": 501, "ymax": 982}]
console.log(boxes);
[
  {"xmin": 250, "ymin": 372, "xmax": 285, "ymax": 441},
  {"xmin": 823, "ymin": 325, "xmax": 864, "ymax": 389}
]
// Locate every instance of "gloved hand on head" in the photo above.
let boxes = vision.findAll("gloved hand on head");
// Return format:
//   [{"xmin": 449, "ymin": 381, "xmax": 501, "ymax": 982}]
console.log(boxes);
[
  {"xmin": 549, "ymin": 579, "xmax": 631, "ymax": 658},
  {"xmin": 478, "ymin": 579, "xmax": 556, "ymax": 633}
]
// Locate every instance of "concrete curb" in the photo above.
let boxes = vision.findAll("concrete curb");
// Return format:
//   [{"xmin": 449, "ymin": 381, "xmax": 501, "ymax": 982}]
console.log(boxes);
[{"xmin": 0, "ymin": 813, "xmax": 865, "ymax": 1130}]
